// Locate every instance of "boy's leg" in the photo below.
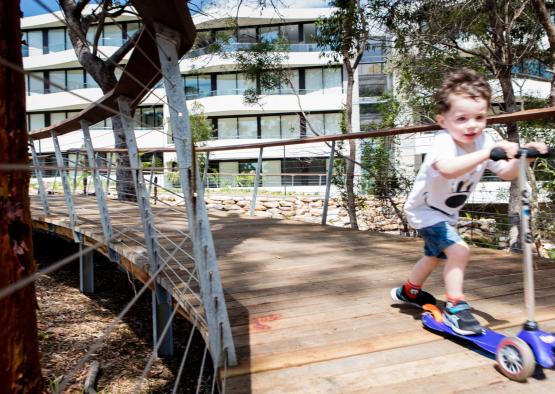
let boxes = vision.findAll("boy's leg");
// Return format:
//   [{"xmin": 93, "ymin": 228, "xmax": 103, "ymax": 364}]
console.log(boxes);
[
  {"xmin": 442, "ymin": 241, "xmax": 483, "ymax": 335},
  {"xmin": 409, "ymin": 255, "xmax": 442, "ymax": 286},
  {"xmin": 443, "ymin": 242, "xmax": 470, "ymax": 298},
  {"xmin": 391, "ymin": 255, "xmax": 440, "ymax": 307}
]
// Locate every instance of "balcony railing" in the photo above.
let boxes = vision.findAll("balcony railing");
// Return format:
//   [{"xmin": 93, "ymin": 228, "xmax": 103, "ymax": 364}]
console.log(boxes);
[{"xmin": 185, "ymin": 42, "xmax": 326, "ymax": 58}]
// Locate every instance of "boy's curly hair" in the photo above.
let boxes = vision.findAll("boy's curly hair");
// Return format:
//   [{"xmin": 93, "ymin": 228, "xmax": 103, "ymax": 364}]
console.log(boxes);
[{"xmin": 435, "ymin": 68, "xmax": 491, "ymax": 114}]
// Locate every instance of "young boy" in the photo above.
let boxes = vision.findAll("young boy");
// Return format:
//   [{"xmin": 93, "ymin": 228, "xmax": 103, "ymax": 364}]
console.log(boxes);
[{"xmin": 390, "ymin": 68, "xmax": 547, "ymax": 335}]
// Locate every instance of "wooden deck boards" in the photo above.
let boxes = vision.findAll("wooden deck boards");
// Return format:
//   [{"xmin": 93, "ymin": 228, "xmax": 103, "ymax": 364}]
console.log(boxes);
[{"xmin": 31, "ymin": 196, "xmax": 555, "ymax": 393}]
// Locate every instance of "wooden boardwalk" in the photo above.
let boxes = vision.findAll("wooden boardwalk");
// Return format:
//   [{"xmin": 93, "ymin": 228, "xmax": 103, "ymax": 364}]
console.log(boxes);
[{"xmin": 31, "ymin": 196, "xmax": 555, "ymax": 393}]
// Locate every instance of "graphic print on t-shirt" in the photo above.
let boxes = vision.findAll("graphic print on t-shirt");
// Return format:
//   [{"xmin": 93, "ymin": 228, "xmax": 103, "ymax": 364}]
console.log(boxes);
[
  {"xmin": 424, "ymin": 166, "xmax": 481, "ymax": 215},
  {"xmin": 444, "ymin": 178, "xmax": 474, "ymax": 208}
]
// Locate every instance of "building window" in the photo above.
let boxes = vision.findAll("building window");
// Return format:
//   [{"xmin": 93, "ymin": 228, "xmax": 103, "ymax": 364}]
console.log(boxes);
[
  {"xmin": 237, "ymin": 73, "xmax": 256, "ymax": 93},
  {"xmin": 48, "ymin": 70, "xmax": 65, "ymax": 93},
  {"xmin": 325, "ymin": 113, "xmax": 341, "ymax": 135},
  {"xmin": 303, "ymin": 23, "xmax": 317, "ymax": 43},
  {"xmin": 217, "ymin": 73, "xmax": 238, "ymax": 95},
  {"xmin": 360, "ymin": 103, "xmax": 382, "ymax": 131},
  {"xmin": 67, "ymin": 69, "xmax": 85, "ymax": 90},
  {"xmin": 28, "ymin": 113, "xmax": 45, "ymax": 132},
  {"xmin": 306, "ymin": 112, "xmax": 341, "ymax": 136},
  {"xmin": 27, "ymin": 31, "xmax": 43, "ymax": 56},
  {"xmin": 29, "ymin": 72, "xmax": 44, "ymax": 94},
  {"xmin": 323, "ymin": 68, "xmax": 342, "ymax": 93},
  {"xmin": 281, "ymin": 114, "xmax": 300, "ymax": 139},
  {"xmin": 103, "ymin": 24, "xmax": 123, "ymax": 46},
  {"xmin": 47, "ymin": 28, "xmax": 66, "ymax": 52},
  {"xmin": 261, "ymin": 116, "xmax": 281, "ymax": 139},
  {"xmin": 134, "ymin": 106, "xmax": 163, "ymax": 129},
  {"xmin": 238, "ymin": 117, "xmax": 257, "ymax": 139},
  {"xmin": 218, "ymin": 118, "xmax": 238, "ymax": 139},
  {"xmin": 281, "ymin": 25, "xmax": 299, "ymax": 43},
  {"xmin": 260, "ymin": 26, "xmax": 280, "ymax": 42},
  {"xmin": 238, "ymin": 28, "xmax": 257, "ymax": 43},
  {"xmin": 306, "ymin": 113, "xmax": 324, "ymax": 136},
  {"xmin": 126, "ymin": 22, "xmax": 141, "ymax": 39}
]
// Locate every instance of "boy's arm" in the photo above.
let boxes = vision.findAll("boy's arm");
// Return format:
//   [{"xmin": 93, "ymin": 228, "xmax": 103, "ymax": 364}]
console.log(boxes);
[
  {"xmin": 433, "ymin": 140, "xmax": 520, "ymax": 180},
  {"xmin": 432, "ymin": 149, "xmax": 491, "ymax": 179}
]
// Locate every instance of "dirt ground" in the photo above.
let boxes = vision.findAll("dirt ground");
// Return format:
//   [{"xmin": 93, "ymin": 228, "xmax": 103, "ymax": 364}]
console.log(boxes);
[{"xmin": 34, "ymin": 231, "xmax": 215, "ymax": 393}]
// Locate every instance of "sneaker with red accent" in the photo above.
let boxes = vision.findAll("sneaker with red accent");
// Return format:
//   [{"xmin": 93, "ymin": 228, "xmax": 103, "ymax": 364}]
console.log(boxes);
[{"xmin": 390, "ymin": 285, "xmax": 437, "ymax": 308}]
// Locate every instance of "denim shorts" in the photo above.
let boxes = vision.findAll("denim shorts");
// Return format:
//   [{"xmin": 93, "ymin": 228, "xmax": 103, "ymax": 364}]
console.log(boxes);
[{"xmin": 417, "ymin": 221, "xmax": 462, "ymax": 259}]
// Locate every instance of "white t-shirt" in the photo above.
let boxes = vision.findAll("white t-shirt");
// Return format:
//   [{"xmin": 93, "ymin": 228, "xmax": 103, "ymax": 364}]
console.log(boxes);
[{"xmin": 404, "ymin": 131, "xmax": 506, "ymax": 229}]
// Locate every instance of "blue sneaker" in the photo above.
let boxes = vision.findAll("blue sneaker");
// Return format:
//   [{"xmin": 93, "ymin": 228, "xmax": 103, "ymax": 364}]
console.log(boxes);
[
  {"xmin": 443, "ymin": 301, "xmax": 484, "ymax": 335},
  {"xmin": 390, "ymin": 285, "xmax": 436, "ymax": 308}
]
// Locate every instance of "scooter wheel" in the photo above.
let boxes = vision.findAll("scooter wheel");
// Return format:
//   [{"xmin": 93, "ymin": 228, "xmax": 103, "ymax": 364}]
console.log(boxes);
[{"xmin": 496, "ymin": 337, "xmax": 535, "ymax": 381}]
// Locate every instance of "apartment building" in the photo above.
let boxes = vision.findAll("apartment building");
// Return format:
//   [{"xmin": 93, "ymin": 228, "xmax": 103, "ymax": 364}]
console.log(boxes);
[{"xmin": 22, "ymin": 6, "xmax": 389, "ymax": 192}]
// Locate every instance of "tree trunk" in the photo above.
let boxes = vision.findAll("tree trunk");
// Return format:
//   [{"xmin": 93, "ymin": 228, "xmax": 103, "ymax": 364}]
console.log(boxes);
[
  {"xmin": 344, "ymin": 62, "xmax": 358, "ymax": 229},
  {"xmin": 0, "ymin": 1, "xmax": 43, "ymax": 392},
  {"xmin": 498, "ymin": 70, "xmax": 522, "ymax": 251},
  {"xmin": 526, "ymin": 166, "xmax": 548, "ymax": 262},
  {"xmin": 111, "ymin": 115, "xmax": 136, "ymax": 201},
  {"xmin": 60, "ymin": 0, "xmax": 137, "ymax": 202}
]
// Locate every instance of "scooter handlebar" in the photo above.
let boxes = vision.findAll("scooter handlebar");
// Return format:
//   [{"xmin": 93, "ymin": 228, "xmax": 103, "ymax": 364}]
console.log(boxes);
[{"xmin": 489, "ymin": 146, "xmax": 554, "ymax": 161}]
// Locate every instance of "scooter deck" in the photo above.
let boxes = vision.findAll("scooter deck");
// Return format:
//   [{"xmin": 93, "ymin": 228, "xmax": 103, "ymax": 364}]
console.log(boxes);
[{"xmin": 422, "ymin": 312, "xmax": 505, "ymax": 354}]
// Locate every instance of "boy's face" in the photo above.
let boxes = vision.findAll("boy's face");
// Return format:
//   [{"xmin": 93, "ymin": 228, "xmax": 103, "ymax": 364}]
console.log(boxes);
[{"xmin": 436, "ymin": 94, "xmax": 488, "ymax": 150}]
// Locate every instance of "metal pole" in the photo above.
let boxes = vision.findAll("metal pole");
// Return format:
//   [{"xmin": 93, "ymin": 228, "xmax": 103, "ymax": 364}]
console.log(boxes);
[
  {"xmin": 117, "ymin": 96, "xmax": 170, "ymax": 357},
  {"xmin": 52, "ymin": 132, "xmax": 80, "ymax": 242},
  {"xmin": 106, "ymin": 154, "xmax": 112, "ymax": 195},
  {"xmin": 519, "ymin": 150, "xmax": 536, "ymax": 324},
  {"xmin": 322, "ymin": 141, "xmax": 335, "ymax": 225},
  {"xmin": 81, "ymin": 120, "xmax": 114, "ymax": 245},
  {"xmin": 148, "ymin": 154, "xmax": 155, "ymax": 197},
  {"xmin": 155, "ymin": 23, "xmax": 237, "ymax": 366},
  {"xmin": 72, "ymin": 150, "xmax": 80, "ymax": 194},
  {"xmin": 203, "ymin": 151, "xmax": 209, "ymax": 188},
  {"xmin": 79, "ymin": 238, "xmax": 95, "ymax": 294},
  {"xmin": 29, "ymin": 141, "xmax": 49, "ymax": 216},
  {"xmin": 250, "ymin": 147, "xmax": 263, "ymax": 216}
]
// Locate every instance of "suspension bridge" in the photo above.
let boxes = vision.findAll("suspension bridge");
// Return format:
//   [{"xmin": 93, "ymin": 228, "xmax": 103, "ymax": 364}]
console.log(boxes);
[{"xmin": 2, "ymin": 0, "xmax": 555, "ymax": 392}]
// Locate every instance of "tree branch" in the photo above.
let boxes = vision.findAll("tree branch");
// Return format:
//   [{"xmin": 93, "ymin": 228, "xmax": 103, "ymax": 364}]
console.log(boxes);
[
  {"xmin": 532, "ymin": 0, "xmax": 555, "ymax": 48},
  {"xmin": 92, "ymin": 1, "xmax": 109, "ymax": 57},
  {"xmin": 108, "ymin": 28, "xmax": 140, "ymax": 67},
  {"xmin": 105, "ymin": 1, "xmax": 132, "ymax": 18},
  {"xmin": 75, "ymin": 0, "xmax": 92, "ymax": 15}
]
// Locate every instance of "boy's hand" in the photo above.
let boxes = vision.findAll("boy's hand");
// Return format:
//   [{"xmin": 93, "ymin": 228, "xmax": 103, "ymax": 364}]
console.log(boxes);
[
  {"xmin": 524, "ymin": 142, "xmax": 548, "ymax": 161},
  {"xmin": 491, "ymin": 141, "xmax": 519, "ymax": 159}
]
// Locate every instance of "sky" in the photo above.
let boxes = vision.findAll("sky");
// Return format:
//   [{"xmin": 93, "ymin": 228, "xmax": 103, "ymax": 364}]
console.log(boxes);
[
  {"xmin": 21, "ymin": 0, "xmax": 60, "ymax": 17},
  {"xmin": 20, "ymin": 0, "xmax": 330, "ymax": 17}
]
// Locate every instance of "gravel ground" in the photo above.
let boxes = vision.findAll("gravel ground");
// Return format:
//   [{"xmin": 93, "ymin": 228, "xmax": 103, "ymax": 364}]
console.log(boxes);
[{"xmin": 34, "ymin": 231, "xmax": 215, "ymax": 393}]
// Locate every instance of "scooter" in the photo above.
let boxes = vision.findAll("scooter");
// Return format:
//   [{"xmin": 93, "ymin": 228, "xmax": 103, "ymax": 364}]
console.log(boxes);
[{"xmin": 422, "ymin": 146, "xmax": 555, "ymax": 382}]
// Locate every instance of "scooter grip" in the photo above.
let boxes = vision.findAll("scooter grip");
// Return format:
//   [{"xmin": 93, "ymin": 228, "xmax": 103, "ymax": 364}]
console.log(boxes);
[
  {"xmin": 489, "ymin": 147, "xmax": 508, "ymax": 161},
  {"xmin": 525, "ymin": 147, "xmax": 554, "ymax": 159},
  {"xmin": 489, "ymin": 147, "xmax": 554, "ymax": 161}
]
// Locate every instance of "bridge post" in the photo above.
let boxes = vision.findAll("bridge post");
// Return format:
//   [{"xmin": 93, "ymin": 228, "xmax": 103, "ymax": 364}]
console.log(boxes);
[
  {"xmin": 51, "ymin": 131, "xmax": 80, "ymax": 242},
  {"xmin": 250, "ymin": 147, "xmax": 263, "ymax": 216},
  {"xmin": 105, "ymin": 155, "xmax": 112, "ymax": 194},
  {"xmin": 72, "ymin": 150, "xmax": 80, "ymax": 193},
  {"xmin": 117, "ymin": 96, "xmax": 173, "ymax": 357},
  {"xmin": 79, "ymin": 237, "xmax": 95, "ymax": 293},
  {"xmin": 29, "ymin": 141, "xmax": 49, "ymax": 216},
  {"xmin": 81, "ymin": 121, "xmax": 114, "ymax": 250},
  {"xmin": 155, "ymin": 23, "xmax": 237, "ymax": 367},
  {"xmin": 322, "ymin": 140, "xmax": 335, "ymax": 225},
  {"xmin": 203, "ymin": 151, "xmax": 209, "ymax": 188}
]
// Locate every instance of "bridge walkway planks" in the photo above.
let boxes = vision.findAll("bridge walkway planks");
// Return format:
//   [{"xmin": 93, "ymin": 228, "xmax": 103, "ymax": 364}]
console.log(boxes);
[{"xmin": 30, "ymin": 196, "xmax": 555, "ymax": 393}]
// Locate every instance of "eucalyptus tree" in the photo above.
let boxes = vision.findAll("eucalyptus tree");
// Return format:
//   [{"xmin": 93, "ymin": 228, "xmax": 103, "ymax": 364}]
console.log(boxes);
[
  {"xmin": 531, "ymin": 0, "xmax": 555, "ymax": 105},
  {"xmin": 316, "ymin": 0, "xmax": 372, "ymax": 229},
  {"xmin": 59, "ymin": 0, "xmax": 140, "ymax": 201},
  {"xmin": 372, "ymin": 0, "xmax": 544, "ymax": 249}
]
